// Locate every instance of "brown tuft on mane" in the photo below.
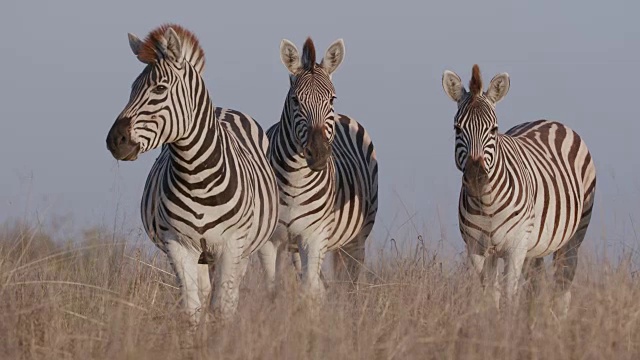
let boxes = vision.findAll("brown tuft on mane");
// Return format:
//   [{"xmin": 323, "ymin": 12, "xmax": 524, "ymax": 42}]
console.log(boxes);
[
  {"xmin": 469, "ymin": 64, "xmax": 483, "ymax": 96},
  {"xmin": 136, "ymin": 23, "xmax": 204, "ymax": 67},
  {"xmin": 301, "ymin": 37, "xmax": 316, "ymax": 71}
]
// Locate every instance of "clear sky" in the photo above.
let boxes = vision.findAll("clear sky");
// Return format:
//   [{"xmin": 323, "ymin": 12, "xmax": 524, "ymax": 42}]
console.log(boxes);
[{"xmin": 1, "ymin": 0, "xmax": 639, "ymax": 260}]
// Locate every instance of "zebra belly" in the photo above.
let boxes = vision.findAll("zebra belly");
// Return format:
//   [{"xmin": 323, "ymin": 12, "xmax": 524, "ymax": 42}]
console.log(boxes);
[{"xmin": 526, "ymin": 196, "xmax": 583, "ymax": 258}]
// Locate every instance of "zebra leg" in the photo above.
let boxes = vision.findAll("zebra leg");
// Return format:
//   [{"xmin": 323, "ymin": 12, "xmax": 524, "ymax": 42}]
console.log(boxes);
[
  {"xmin": 551, "ymin": 193, "xmax": 594, "ymax": 319},
  {"xmin": 258, "ymin": 240, "xmax": 278, "ymax": 297},
  {"xmin": 522, "ymin": 257, "xmax": 545, "ymax": 296},
  {"xmin": 197, "ymin": 264, "xmax": 212, "ymax": 306},
  {"xmin": 469, "ymin": 250, "xmax": 500, "ymax": 309},
  {"xmin": 503, "ymin": 246, "xmax": 528, "ymax": 307},
  {"xmin": 552, "ymin": 242, "xmax": 579, "ymax": 319},
  {"xmin": 483, "ymin": 255, "xmax": 501, "ymax": 309},
  {"xmin": 522, "ymin": 256, "xmax": 545, "ymax": 329},
  {"xmin": 467, "ymin": 241, "xmax": 500, "ymax": 309},
  {"xmin": 259, "ymin": 224, "xmax": 290, "ymax": 296},
  {"xmin": 297, "ymin": 235, "xmax": 328, "ymax": 299},
  {"xmin": 333, "ymin": 234, "xmax": 367, "ymax": 291},
  {"xmin": 209, "ymin": 240, "xmax": 249, "ymax": 321},
  {"xmin": 165, "ymin": 241, "xmax": 202, "ymax": 323},
  {"xmin": 291, "ymin": 250, "xmax": 302, "ymax": 276}
]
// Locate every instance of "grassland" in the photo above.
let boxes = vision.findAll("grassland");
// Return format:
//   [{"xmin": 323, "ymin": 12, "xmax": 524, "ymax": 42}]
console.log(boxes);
[{"xmin": 0, "ymin": 221, "xmax": 639, "ymax": 359}]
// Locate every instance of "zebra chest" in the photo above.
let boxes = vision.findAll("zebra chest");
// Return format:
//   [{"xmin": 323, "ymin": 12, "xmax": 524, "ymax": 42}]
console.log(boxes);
[
  {"xmin": 459, "ymin": 199, "xmax": 535, "ymax": 253},
  {"xmin": 141, "ymin": 174, "xmax": 251, "ymax": 249},
  {"xmin": 277, "ymin": 179, "xmax": 336, "ymax": 236}
]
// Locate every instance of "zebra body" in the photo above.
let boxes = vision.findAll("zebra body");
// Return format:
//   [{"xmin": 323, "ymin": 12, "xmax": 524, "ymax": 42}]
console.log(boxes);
[
  {"xmin": 106, "ymin": 24, "xmax": 278, "ymax": 321},
  {"xmin": 442, "ymin": 65, "xmax": 596, "ymax": 316},
  {"xmin": 262, "ymin": 38, "xmax": 378, "ymax": 297}
]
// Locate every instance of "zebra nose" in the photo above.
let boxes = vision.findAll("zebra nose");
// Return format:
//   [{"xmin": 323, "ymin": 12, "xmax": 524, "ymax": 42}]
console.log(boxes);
[
  {"xmin": 106, "ymin": 117, "xmax": 139, "ymax": 160},
  {"xmin": 107, "ymin": 118, "xmax": 130, "ymax": 148}
]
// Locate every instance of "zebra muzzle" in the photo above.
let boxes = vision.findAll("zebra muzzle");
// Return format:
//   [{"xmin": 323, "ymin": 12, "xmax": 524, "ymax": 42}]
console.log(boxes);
[
  {"xmin": 304, "ymin": 129, "xmax": 332, "ymax": 171},
  {"xmin": 106, "ymin": 117, "xmax": 141, "ymax": 161},
  {"xmin": 464, "ymin": 156, "xmax": 488, "ymax": 193}
]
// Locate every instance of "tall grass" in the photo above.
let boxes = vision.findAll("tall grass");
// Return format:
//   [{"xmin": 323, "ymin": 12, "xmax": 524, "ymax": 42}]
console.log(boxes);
[{"xmin": 0, "ymin": 222, "xmax": 638, "ymax": 359}]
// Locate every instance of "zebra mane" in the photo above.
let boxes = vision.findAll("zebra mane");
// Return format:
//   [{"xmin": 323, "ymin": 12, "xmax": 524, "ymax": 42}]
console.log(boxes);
[
  {"xmin": 137, "ymin": 24, "xmax": 206, "ymax": 73},
  {"xmin": 469, "ymin": 64, "xmax": 483, "ymax": 96},
  {"xmin": 301, "ymin": 37, "xmax": 316, "ymax": 71}
]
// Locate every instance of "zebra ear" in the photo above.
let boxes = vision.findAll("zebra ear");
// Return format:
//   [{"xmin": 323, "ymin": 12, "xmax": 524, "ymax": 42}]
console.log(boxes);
[
  {"xmin": 442, "ymin": 70, "xmax": 465, "ymax": 102},
  {"xmin": 321, "ymin": 39, "xmax": 345, "ymax": 76},
  {"xmin": 280, "ymin": 39, "xmax": 301, "ymax": 75},
  {"xmin": 486, "ymin": 73, "xmax": 510, "ymax": 104},
  {"xmin": 163, "ymin": 27, "xmax": 184, "ymax": 64},
  {"xmin": 128, "ymin": 33, "xmax": 143, "ymax": 57}
]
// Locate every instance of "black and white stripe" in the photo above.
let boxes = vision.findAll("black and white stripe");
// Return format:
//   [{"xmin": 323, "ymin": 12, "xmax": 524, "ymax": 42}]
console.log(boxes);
[
  {"xmin": 106, "ymin": 24, "xmax": 278, "ymax": 320},
  {"xmin": 261, "ymin": 37, "xmax": 378, "ymax": 297},
  {"xmin": 442, "ymin": 64, "xmax": 596, "ymax": 316}
]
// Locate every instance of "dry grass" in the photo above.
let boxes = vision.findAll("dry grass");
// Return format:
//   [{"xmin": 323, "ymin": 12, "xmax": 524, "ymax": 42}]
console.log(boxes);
[{"xmin": 1, "ymin": 223, "xmax": 639, "ymax": 360}]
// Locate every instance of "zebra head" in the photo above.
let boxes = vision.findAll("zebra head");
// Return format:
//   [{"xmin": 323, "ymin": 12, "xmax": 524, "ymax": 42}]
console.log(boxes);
[
  {"xmin": 442, "ymin": 65, "xmax": 510, "ymax": 189},
  {"xmin": 279, "ymin": 37, "xmax": 345, "ymax": 171},
  {"xmin": 106, "ymin": 24, "xmax": 206, "ymax": 161}
]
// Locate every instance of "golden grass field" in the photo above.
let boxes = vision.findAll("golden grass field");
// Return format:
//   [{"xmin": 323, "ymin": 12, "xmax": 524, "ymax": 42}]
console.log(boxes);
[{"xmin": 1, "ymin": 222, "xmax": 639, "ymax": 359}]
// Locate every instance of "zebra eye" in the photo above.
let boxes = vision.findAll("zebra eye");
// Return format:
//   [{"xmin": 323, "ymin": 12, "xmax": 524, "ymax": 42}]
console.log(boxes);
[
  {"xmin": 153, "ymin": 85, "xmax": 168, "ymax": 94},
  {"xmin": 291, "ymin": 96, "xmax": 299, "ymax": 106},
  {"xmin": 330, "ymin": 96, "xmax": 336, "ymax": 106},
  {"xmin": 454, "ymin": 125, "xmax": 462, "ymax": 134},
  {"xmin": 490, "ymin": 126, "xmax": 498, "ymax": 134}
]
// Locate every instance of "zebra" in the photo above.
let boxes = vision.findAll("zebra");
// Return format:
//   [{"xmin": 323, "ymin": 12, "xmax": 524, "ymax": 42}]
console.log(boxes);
[
  {"xmin": 260, "ymin": 37, "xmax": 378, "ymax": 298},
  {"xmin": 442, "ymin": 64, "xmax": 596, "ymax": 317},
  {"xmin": 105, "ymin": 24, "xmax": 279, "ymax": 321}
]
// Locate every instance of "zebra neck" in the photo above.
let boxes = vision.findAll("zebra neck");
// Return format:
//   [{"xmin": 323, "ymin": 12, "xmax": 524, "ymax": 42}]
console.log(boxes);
[
  {"xmin": 167, "ymin": 94, "xmax": 226, "ymax": 184},
  {"xmin": 277, "ymin": 105, "xmax": 304, "ymax": 159}
]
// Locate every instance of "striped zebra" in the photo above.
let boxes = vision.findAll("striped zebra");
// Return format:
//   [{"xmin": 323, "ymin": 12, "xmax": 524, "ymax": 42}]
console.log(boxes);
[
  {"xmin": 442, "ymin": 64, "xmax": 596, "ymax": 316},
  {"xmin": 105, "ymin": 24, "xmax": 279, "ymax": 321},
  {"xmin": 260, "ymin": 37, "xmax": 378, "ymax": 297}
]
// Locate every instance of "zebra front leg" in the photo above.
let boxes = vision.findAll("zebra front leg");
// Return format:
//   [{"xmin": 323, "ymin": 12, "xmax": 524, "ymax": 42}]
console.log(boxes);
[
  {"xmin": 258, "ymin": 240, "xmax": 278, "ymax": 297},
  {"xmin": 468, "ymin": 247, "xmax": 500, "ymax": 309},
  {"xmin": 292, "ymin": 247, "xmax": 331, "ymax": 290},
  {"xmin": 259, "ymin": 224, "xmax": 290, "ymax": 296},
  {"xmin": 291, "ymin": 250, "xmax": 302, "ymax": 277},
  {"xmin": 165, "ymin": 241, "xmax": 203, "ymax": 323},
  {"xmin": 197, "ymin": 264, "xmax": 212, "ymax": 306},
  {"xmin": 209, "ymin": 240, "xmax": 250, "ymax": 321},
  {"xmin": 297, "ymin": 234, "xmax": 328, "ymax": 300},
  {"xmin": 503, "ymin": 246, "xmax": 528, "ymax": 308}
]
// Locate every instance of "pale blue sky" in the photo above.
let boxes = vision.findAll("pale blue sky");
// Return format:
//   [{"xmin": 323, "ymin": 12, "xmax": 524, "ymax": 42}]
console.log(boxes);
[{"xmin": 1, "ymin": 0, "xmax": 639, "ymax": 259}]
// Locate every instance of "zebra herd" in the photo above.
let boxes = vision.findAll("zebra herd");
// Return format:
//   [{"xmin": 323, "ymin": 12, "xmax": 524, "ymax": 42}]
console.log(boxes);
[{"xmin": 106, "ymin": 24, "xmax": 596, "ymax": 322}]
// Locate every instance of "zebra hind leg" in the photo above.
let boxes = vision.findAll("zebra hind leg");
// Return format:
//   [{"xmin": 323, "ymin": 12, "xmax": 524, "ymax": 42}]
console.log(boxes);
[
  {"xmin": 522, "ymin": 257, "xmax": 545, "ymax": 330},
  {"xmin": 552, "ymin": 195, "xmax": 593, "ymax": 319},
  {"xmin": 522, "ymin": 257, "xmax": 545, "ymax": 297},
  {"xmin": 333, "ymin": 233, "xmax": 367, "ymax": 293}
]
